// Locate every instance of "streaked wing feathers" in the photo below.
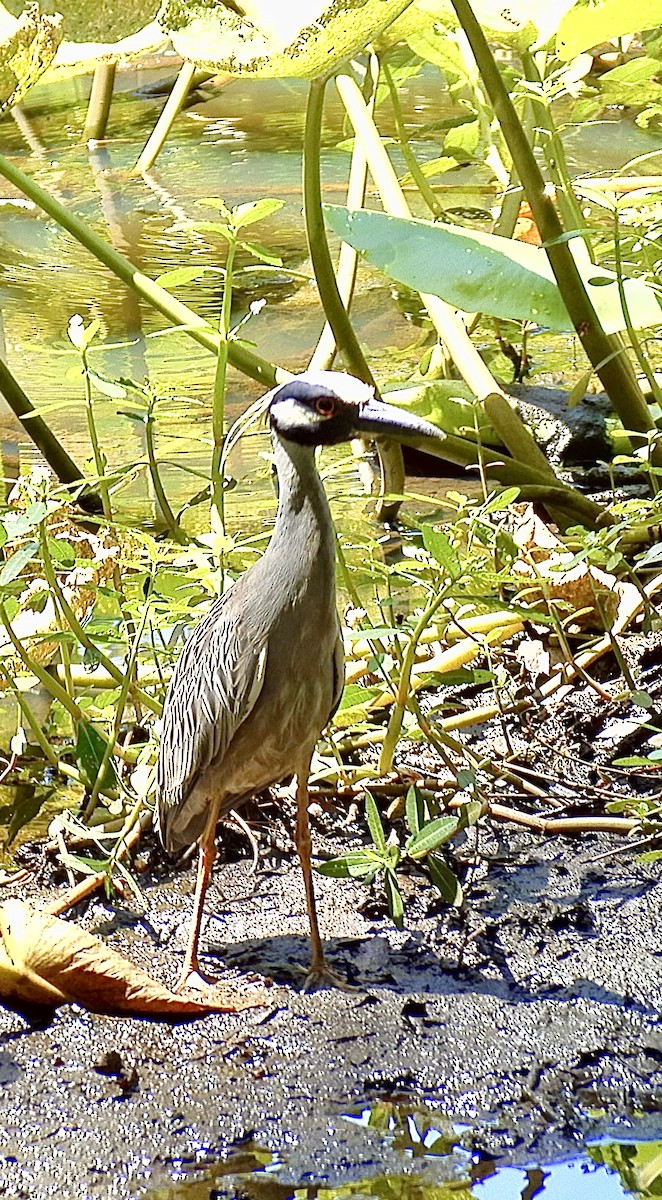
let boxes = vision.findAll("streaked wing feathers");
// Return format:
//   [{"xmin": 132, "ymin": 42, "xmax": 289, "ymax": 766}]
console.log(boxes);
[{"xmin": 157, "ymin": 597, "xmax": 267, "ymax": 815}]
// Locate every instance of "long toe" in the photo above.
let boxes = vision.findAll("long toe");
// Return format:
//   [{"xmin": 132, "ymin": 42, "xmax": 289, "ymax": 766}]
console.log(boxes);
[
  {"xmin": 176, "ymin": 966, "xmax": 225, "ymax": 993},
  {"xmin": 301, "ymin": 961, "xmax": 359, "ymax": 993}
]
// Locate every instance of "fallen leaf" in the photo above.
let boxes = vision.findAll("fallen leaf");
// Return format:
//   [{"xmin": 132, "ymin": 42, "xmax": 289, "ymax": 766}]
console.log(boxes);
[{"xmin": 0, "ymin": 900, "xmax": 268, "ymax": 1016}]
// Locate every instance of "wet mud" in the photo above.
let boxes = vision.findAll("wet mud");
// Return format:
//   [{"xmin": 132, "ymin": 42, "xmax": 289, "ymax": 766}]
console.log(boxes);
[{"xmin": 1, "ymin": 814, "xmax": 661, "ymax": 1199}]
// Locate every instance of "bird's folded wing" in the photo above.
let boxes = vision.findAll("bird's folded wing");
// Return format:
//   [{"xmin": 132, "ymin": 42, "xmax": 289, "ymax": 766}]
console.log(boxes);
[{"xmin": 157, "ymin": 599, "xmax": 268, "ymax": 810}]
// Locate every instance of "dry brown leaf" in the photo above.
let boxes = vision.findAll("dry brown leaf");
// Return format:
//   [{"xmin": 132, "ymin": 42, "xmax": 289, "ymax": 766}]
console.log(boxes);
[
  {"xmin": 510, "ymin": 503, "xmax": 620, "ymax": 628},
  {"xmin": 0, "ymin": 900, "xmax": 268, "ymax": 1016}
]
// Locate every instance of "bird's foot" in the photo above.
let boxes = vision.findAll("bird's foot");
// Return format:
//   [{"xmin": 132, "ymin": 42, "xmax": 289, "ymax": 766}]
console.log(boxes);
[
  {"xmin": 175, "ymin": 964, "xmax": 224, "ymax": 994},
  {"xmin": 300, "ymin": 960, "xmax": 359, "ymax": 993}
]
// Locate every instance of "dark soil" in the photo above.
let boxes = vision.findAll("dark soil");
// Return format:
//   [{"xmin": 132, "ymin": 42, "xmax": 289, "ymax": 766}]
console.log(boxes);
[{"xmin": 2, "ymin": 642, "xmax": 662, "ymax": 1199}]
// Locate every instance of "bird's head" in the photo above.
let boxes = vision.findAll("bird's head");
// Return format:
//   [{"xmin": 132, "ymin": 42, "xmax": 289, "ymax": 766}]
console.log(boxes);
[{"xmin": 266, "ymin": 371, "xmax": 446, "ymax": 449}]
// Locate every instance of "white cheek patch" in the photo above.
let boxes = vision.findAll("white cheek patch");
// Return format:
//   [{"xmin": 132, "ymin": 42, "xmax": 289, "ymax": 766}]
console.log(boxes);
[{"xmin": 271, "ymin": 396, "xmax": 320, "ymax": 433}]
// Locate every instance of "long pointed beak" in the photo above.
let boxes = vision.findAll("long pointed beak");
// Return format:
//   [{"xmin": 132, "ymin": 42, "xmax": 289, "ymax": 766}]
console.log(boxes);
[{"xmin": 354, "ymin": 398, "xmax": 446, "ymax": 445}]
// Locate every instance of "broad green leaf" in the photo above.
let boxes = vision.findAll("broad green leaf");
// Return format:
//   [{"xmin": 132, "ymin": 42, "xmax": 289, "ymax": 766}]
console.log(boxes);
[
  {"xmin": 365, "ymin": 790, "xmax": 387, "ymax": 853},
  {"xmin": 240, "ymin": 240, "xmax": 283, "ymax": 267},
  {"xmin": 383, "ymin": 380, "xmax": 499, "ymax": 444},
  {"xmin": 324, "ymin": 205, "xmax": 662, "ymax": 334},
  {"xmin": 405, "ymin": 784, "xmax": 428, "ymax": 836},
  {"xmin": 427, "ymin": 853, "xmax": 463, "ymax": 907},
  {"xmin": 316, "ymin": 850, "xmax": 379, "ymax": 879},
  {"xmin": 406, "ymin": 815, "xmax": 460, "ymax": 859},
  {"xmin": 0, "ymin": 5, "xmax": 62, "ymax": 115},
  {"xmin": 88, "ymin": 370, "xmax": 127, "ymax": 400},
  {"xmin": 557, "ymin": 0, "xmax": 662, "ymax": 61},
  {"xmin": 233, "ymin": 198, "xmax": 284, "ymax": 229},
  {"xmin": 160, "ymin": 0, "xmax": 416, "ymax": 78},
  {"xmin": 596, "ymin": 56, "xmax": 662, "ymax": 105},
  {"xmin": 421, "ymin": 525, "xmax": 461, "ymax": 575},
  {"xmin": 75, "ymin": 720, "xmax": 118, "ymax": 795},
  {"xmin": 0, "ymin": 541, "xmax": 39, "ymax": 586},
  {"xmin": 46, "ymin": 537, "xmax": 76, "ymax": 569},
  {"xmin": 1, "ymin": 784, "xmax": 54, "ymax": 848},
  {"xmin": 385, "ymin": 870, "xmax": 404, "ymax": 929}
]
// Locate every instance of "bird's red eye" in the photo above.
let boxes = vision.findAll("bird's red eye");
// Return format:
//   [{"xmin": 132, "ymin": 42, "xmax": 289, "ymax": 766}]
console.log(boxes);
[{"xmin": 315, "ymin": 396, "xmax": 336, "ymax": 417}]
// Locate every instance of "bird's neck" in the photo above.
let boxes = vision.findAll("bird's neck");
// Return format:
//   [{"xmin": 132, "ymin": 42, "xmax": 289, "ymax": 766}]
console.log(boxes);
[{"xmin": 266, "ymin": 433, "xmax": 335, "ymax": 580}]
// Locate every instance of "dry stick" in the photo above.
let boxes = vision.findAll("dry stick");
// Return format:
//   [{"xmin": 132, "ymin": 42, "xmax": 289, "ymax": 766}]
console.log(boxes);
[{"xmin": 487, "ymin": 804, "xmax": 637, "ymax": 836}]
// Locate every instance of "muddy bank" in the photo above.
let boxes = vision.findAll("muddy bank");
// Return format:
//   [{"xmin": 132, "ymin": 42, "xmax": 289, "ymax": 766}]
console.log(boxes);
[{"xmin": 1, "ymin": 816, "xmax": 661, "ymax": 1199}]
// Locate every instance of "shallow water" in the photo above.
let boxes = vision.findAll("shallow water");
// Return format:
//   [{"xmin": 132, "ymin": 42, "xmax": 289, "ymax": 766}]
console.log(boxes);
[{"xmin": 139, "ymin": 1115, "xmax": 662, "ymax": 1200}]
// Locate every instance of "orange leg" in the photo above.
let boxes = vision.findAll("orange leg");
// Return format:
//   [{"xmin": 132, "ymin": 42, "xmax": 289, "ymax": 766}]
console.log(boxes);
[
  {"xmin": 294, "ymin": 752, "xmax": 352, "ymax": 991},
  {"xmin": 176, "ymin": 794, "xmax": 223, "ymax": 992}
]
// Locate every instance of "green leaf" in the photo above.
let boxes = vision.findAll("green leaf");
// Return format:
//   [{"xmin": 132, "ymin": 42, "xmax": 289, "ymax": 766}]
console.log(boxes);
[
  {"xmin": 0, "ymin": 541, "xmax": 39, "ymax": 586},
  {"xmin": 324, "ymin": 205, "xmax": 662, "ymax": 334},
  {"xmin": 155, "ymin": 266, "xmax": 212, "ymax": 287},
  {"xmin": 75, "ymin": 720, "xmax": 118, "ymax": 795},
  {"xmin": 365, "ymin": 790, "xmax": 387, "ymax": 854},
  {"xmin": 421, "ymin": 525, "xmax": 461, "ymax": 575},
  {"xmin": 233, "ymin": 198, "xmax": 284, "ymax": 229},
  {"xmin": 384, "ymin": 869, "xmax": 404, "ymax": 929},
  {"xmin": 558, "ymin": 0, "xmax": 662, "ymax": 60},
  {"xmin": 2, "ymin": 785, "xmax": 54, "ymax": 848},
  {"xmin": 160, "ymin": 0, "xmax": 416, "ymax": 79},
  {"xmin": 427, "ymin": 854, "xmax": 463, "ymax": 907},
  {"xmin": 46, "ymin": 537, "xmax": 76, "ymax": 569},
  {"xmin": 406, "ymin": 816, "xmax": 460, "ymax": 859},
  {"xmin": 88, "ymin": 370, "xmax": 127, "ymax": 399},
  {"xmin": 240, "ymin": 240, "xmax": 283, "ymax": 266},
  {"xmin": 316, "ymin": 850, "xmax": 379, "ymax": 879},
  {"xmin": 405, "ymin": 784, "xmax": 427, "ymax": 836}
]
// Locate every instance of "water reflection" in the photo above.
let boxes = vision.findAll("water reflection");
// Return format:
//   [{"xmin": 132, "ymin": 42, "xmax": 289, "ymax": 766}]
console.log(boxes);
[{"xmin": 140, "ymin": 1102, "xmax": 662, "ymax": 1200}]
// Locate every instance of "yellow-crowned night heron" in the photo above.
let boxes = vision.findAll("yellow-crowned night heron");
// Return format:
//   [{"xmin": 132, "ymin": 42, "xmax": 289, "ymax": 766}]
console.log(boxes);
[{"xmin": 156, "ymin": 371, "xmax": 444, "ymax": 991}]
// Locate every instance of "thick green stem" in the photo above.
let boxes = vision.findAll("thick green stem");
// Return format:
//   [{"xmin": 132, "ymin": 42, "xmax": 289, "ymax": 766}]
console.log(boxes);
[
  {"xmin": 0, "ymin": 154, "xmax": 282, "ymax": 393},
  {"xmin": 303, "ymin": 78, "xmax": 376, "ymax": 387},
  {"xmin": 309, "ymin": 54, "xmax": 378, "ymax": 372},
  {"xmin": 449, "ymin": 0, "xmax": 657, "ymax": 453},
  {"xmin": 520, "ymin": 51, "xmax": 593, "ymax": 255},
  {"xmin": 83, "ymin": 60, "xmax": 116, "ymax": 142},
  {"xmin": 0, "ymin": 357, "xmax": 101, "ymax": 511}
]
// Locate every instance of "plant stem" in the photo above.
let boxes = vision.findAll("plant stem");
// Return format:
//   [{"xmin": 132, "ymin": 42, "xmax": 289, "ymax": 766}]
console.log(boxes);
[
  {"xmin": 303, "ymin": 78, "xmax": 376, "ymax": 387},
  {"xmin": 379, "ymin": 589, "xmax": 452, "ymax": 773},
  {"xmin": 132, "ymin": 60, "xmax": 196, "ymax": 175},
  {"xmin": 520, "ymin": 51, "xmax": 593, "ymax": 252},
  {"xmin": 0, "ymin": 357, "xmax": 101, "ymax": 510},
  {"xmin": 81, "ymin": 349, "xmax": 112, "ymax": 521},
  {"xmin": 211, "ymin": 240, "xmax": 237, "ymax": 535},
  {"xmin": 83, "ymin": 60, "xmax": 116, "ymax": 142},
  {"xmin": 309, "ymin": 53, "xmax": 378, "ymax": 372},
  {"xmin": 449, "ymin": 0, "xmax": 658, "ymax": 454},
  {"xmin": 144, "ymin": 399, "xmax": 188, "ymax": 543},
  {"xmin": 383, "ymin": 60, "xmax": 442, "ymax": 218},
  {"xmin": 0, "ymin": 600, "xmax": 84, "ymax": 726}
]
